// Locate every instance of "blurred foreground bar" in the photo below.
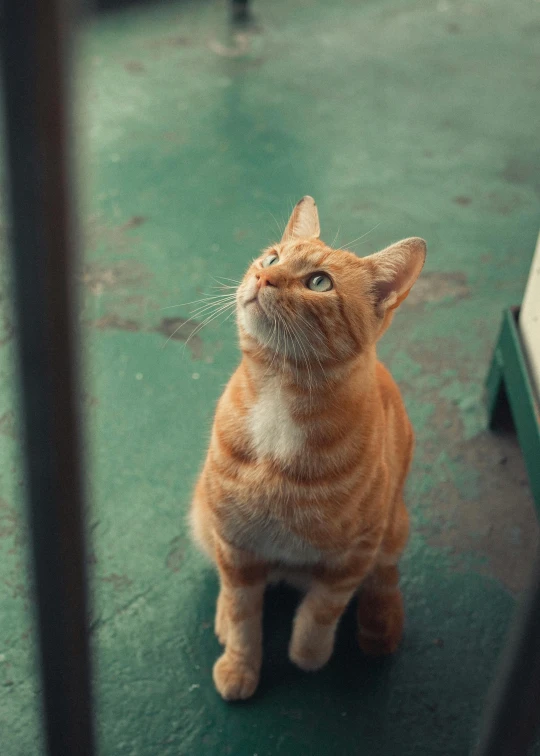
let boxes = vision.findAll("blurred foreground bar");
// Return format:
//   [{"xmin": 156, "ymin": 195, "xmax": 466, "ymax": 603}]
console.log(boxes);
[
  {"xmin": 0, "ymin": 2, "xmax": 95, "ymax": 755},
  {"xmin": 473, "ymin": 550, "xmax": 540, "ymax": 756}
]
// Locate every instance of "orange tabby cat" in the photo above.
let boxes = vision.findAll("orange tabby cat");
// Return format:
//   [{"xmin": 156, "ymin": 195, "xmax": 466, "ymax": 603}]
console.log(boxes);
[{"xmin": 191, "ymin": 197, "xmax": 426, "ymax": 701}]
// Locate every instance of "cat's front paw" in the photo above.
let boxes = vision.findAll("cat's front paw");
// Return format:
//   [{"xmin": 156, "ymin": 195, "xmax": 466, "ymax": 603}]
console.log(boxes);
[
  {"xmin": 288, "ymin": 636, "xmax": 333, "ymax": 672},
  {"xmin": 213, "ymin": 653, "xmax": 259, "ymax": 701},
  {"xmin": 358, "ymin": 628, "xmax": 402, "ymax": 656}
]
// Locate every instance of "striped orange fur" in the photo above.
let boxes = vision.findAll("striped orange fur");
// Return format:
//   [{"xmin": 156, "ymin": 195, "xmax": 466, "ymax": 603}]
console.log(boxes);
[{"xmin": 191, "ymin": 197, "xmax": 426, "ymax": 700}]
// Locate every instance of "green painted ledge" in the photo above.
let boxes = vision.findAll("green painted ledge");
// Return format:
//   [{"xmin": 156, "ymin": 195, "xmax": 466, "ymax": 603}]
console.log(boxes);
[{"xmin": 486, "ymin": 307, "xmax": 540, "ymax": 514}]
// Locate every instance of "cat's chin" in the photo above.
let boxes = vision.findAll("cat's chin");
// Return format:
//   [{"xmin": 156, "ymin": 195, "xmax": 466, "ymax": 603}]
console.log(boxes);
[
  {"xmin": 238, "ymin": 301, "xmax": 277, "ymax": 348},
  {"xmin": 244, "ymin": 297, "xmax": 264, "ymax": 314}
]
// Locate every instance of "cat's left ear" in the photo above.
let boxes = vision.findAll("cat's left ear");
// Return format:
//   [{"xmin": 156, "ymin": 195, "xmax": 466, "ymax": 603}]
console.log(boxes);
[
  {"xmin": 366, "ymin": 237, "xmax": 426, "ymax": 314},
  {"xmin": 281, "ymin": 196, "xmax": 321, "ymax": 242}
]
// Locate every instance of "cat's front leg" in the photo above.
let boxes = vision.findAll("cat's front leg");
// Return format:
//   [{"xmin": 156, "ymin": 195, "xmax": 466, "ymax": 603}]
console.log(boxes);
[
  {"xmin": 212, "ymin": 536, "xmax": 269, "ymax": 701},
  {"xmin": 289, "ymin": 554, "xmax": 376, "ymax": 671}
]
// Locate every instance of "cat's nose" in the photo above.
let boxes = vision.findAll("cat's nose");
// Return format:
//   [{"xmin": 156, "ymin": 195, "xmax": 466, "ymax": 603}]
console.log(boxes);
[{"xmin": 255, "ymin": 272, "xmax": 277, "ymax": 288}]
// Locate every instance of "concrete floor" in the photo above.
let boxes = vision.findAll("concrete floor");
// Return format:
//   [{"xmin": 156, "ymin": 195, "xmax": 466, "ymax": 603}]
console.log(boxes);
[{"xmin": 1, "ymin": 0, "xmax": 540, "ymax": 753}]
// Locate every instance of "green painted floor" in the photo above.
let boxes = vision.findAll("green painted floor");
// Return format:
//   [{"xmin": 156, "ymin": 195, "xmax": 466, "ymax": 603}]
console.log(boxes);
[{"xmin": 1, "ymin": 0, "xmax": 540, "ymax": 753}]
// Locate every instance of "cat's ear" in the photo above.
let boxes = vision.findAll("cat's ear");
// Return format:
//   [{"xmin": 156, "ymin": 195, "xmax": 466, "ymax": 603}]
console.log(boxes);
[
  {"xmin": 366, "ymin": 237, "xmax": 426, "ymax": 314},
  {"xmin": 281, "ymin": 196, "xmax": 321, "ymax": 242}
]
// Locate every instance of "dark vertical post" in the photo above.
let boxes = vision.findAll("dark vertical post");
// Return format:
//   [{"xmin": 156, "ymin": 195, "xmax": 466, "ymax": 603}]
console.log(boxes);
[
  {"xmin": 0, "ymin": 2, "xmax": 95, "ymax": 756},
  {"xmin": 231, "ymin": 0, "xmax": 251, "ymax": 24},
  {"xmin": 472, "ymin": 552, "xmax": 540, "ymax": 756}
]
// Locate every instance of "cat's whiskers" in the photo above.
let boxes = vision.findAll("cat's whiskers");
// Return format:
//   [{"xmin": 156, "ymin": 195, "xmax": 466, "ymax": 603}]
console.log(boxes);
[
  {"xmin": 279, "ymin": 313, "xmax": 316, "ymax": 410},
  {"xmin": 189, "ymin": 295, "xmax": 237, "ymax": 320},
  {"xmin": 190, "ymin": 296, "xmax": 237, "ymax": 320},
  {"xmin": 275, "ymin": 311, "xmax": 289, "ymax": 393},
  {"xmin": 258, "ymin": 311, "xmax": 281, "ymax": 377},
  {"xmin": 339, "ymin": 221, "xmax": 384, "ymax": 252},
  {"xmin": 272, "ymin": 315, "xmax": 284, "ymax": 377},
  {"xmin": 294, "ymin": 312, "xmax": 329, "ymax": 385},
  {"xmin": 263, "ymin": 316, "xmax": 280, "ymax": 377},
  {"xmin": 161, "ymin": 292, "xmax": 236, "ymax": 311},
  {"xmin": 289, "ymin": 319, "xmax": 316, "ymax": 409},
  {"xmin": 268, "ymin": 211, "xmax": 284, "ymax": 239},
  {"xmin": 282, "ymin": 317, "xmax": 299, "ymax": 373},
  {"xmin": 161, "ymin": 295, "xmax": 236, "ymax": 349},
  {"xmin": 180, "ymin": 300, "xmax": 237, "ymax": 353},
  {"xmin": 161, "ymin": 321, "xmax": 189, "ymax": 347},
  {"xmin": 255, "ymin": 306, "xmax": 326, "ymax": 408},
  {"xmin": 211, "ymin": 275, "xmax": 242, "ymax": 285},
  {"xmin": 220, "ymin": 306, "xmax": 237, "ymax": 329},
  {"xmin": 161, "ymin": 301, "xmax": 234, "ymax": 349}
]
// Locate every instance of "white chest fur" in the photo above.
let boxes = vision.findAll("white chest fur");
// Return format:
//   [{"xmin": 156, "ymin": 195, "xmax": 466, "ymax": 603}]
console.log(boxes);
[{"xmin": 247, "ymin": 377, "xmax": 304, "ymax": 465}]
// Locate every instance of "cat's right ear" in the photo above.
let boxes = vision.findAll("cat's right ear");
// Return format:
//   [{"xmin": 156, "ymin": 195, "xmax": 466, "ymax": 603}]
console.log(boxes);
[{"xmin": 281, "ymin": 196, "xmax": 321, "ymax": 242}]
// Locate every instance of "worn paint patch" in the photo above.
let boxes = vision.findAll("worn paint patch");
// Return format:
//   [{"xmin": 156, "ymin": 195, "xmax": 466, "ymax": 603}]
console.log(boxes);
[
  {"xmin": 166, "ymin": 536, "xmax": 186, "ymax": 573},
  {"xmin": 0, "ymin": 498, "xmax": 17, "ymax": 540},
  {"xmin": 81, "ymin": 260, "xmax": 152, "ymax": 296},
  {"xmin": 385, "ymin": 350, "xmax": 423, "ymax": 384},
  {"xmin": 438, "ymin": 380, "xmax": 485, "ymax": 441},
  {"xmin": 155, "ymin": 318, "xmax": 204, "ymax": 359},
  {"xmin": 83, "ymin": 393, "xmax": 100, "ymax": 409},
  {"xmin": 90, "ymin": 314, "xmax": 141, "ymax": 332},
  {"xmin": 402, "ymin": 352, "xmax": 537, "ymax": 592},
  {"xmin": 85, "ymin": 314, "xmax": 205, "ymax": 360},
  {"xmin": 119, "ymin": 216, "xmax": 147, "ymax": 231},
  {"xmin": 404, "ymin": 272, "xmax": 470, "ymax": 308},
  {"xmin": 124, "ymin": 61, "xmax": 146, "ymax": 75},
  {"xmin": 503, "ymin": 154, "xmax": 540, "ymax": 195},
  {"xmin": 417, "ymin": 430, "xmax": 538, "ymax": 593},
  {"xmin": 145, "ymin": 33, "xmax": 190, "ymax": 50},
  {"xmin": 486, "ymin": 191, "xmax": 523, "ymax": 216},
  {"xmin": 101, "ymin": 573, "xmax": 134, "ymax": 591},
  {"xmin": 4, "ymin": 579, "xmax": 29, "ymax": 601},
  {"xmin": 385, "ymin": 330, "xmax": 538, "ymax": 593},
  {"xmin": 0, "ymin": 411, "xmax": 17, "ymax": 440},
  {"xmin": 85, "ymin": 214, "xmax": 146, "ymax": 259}
]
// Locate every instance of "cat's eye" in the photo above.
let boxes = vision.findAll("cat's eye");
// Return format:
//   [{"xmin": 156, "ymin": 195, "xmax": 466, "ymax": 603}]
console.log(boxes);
[
  {"xmin": 262, "ymin": 253, "xmax": 279, "ymax": 268},
  {"xmin": 307, "ymin": 273, "xmax": 333, "ymax": 292}
]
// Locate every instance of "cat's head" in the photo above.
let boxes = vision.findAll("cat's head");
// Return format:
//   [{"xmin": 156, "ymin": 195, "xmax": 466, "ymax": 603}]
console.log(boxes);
[{"xmin": 236, "ymin": 196, "xmax": 426, "ymax": 366}]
